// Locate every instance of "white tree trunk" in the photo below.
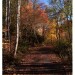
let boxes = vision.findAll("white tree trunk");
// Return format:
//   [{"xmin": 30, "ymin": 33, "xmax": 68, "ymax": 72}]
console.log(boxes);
[{"xmin": 14, "ymin": 0, "xmax": 21, "ymax": 57}]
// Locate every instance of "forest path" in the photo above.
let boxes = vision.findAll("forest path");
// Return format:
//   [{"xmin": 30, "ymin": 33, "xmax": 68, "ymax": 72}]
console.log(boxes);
[
  {"xmin": 28, "ymin": 45, "xmax": 56, "ymax": 54},
  {"xmin": 21, "ymin": 45, "xmax": 61, "ymax": 63},
  {"xmin": 19, "ymin": 46, "xmax": 71, "ymax": 74}
]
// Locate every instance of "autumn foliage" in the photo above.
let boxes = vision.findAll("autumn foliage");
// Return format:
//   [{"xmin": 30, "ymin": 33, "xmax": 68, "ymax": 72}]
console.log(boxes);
[{"xmin": 21, "ymin": 2, "xmax": 49, "ymax": 26}]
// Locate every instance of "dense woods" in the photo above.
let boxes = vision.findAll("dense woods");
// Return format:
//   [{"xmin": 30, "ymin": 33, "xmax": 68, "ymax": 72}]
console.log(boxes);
[{"xmin": 3, "ymin": 0, "xmax": 72, "ymax": 74}]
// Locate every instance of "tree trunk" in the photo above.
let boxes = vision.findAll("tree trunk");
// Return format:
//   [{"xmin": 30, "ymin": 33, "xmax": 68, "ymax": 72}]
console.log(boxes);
[
  {"xmin": 33, "ymin": 26, "xmax": 39, "ymax": 44},
  {"xmin": 56, "ymin": 19, "xmax": 60, "ymax": 43},
  {"xmin": 5, "ymin": 0, "xmax": 11, "ymax": 51},
  {"xmin": 14, "ymin": 0, "xmax": 21, "ymax": 57},
  {"xmin": 5, "ymin": 0, "xmax": 8, "ymax": 39},
  {"xmin": 8, "ymin": 0, "xmax": 11, "ymax": 51},
  {"xmin": 42, "ymin": 25, "xmax": 45, "ymax": 40},
  {"xmin": 67, "ymin": 17, "xmax": 71, "ymax": 43}
]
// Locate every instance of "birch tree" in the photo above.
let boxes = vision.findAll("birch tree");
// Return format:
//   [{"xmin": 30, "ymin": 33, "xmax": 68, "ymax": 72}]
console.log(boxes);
[{"xmin": 14, "ymin": 0, "xmax": 21, "ymax": 57}]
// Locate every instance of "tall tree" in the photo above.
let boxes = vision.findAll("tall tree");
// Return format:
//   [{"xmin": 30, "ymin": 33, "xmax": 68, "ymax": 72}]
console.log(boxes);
[
  {"xmin": 8, "ymin": 0, "xmax": 11, "ymax": 51},
  {"xmin": 14, "ymin": 0, "xmax": 21, "ymax": 57},
  {"xmin": 64, "ymin": 0, "xmax": 72, "ymax": 42},
  {"xmin": 5, "ymin": 0, "xmax": 11, "ymax": 51},
  {"xmin": 5, "ymin": 0, "xmax": 8, "ymax": 39}
]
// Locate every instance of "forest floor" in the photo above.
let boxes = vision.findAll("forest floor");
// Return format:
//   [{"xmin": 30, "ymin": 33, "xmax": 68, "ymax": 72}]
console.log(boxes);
[
  {"xmin": 21, "ymin": 46, "xmax": 62, "ymax": 63},
  {"xmin": 3, "ymin": 46, "xmax": 72, "ymax": 75},
  {"xmin": 17, "ymin": 46, "xmax": 72, "ymax": 75}
]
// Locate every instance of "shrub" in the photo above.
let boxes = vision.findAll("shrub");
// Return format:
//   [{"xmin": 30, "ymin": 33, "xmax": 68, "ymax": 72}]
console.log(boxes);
[
  {"xmin": 55, "ymin": 40, "xmax": 72, "ymax": 63},
  {"xmin": 3, "ymin": 52, "xmax": 21, "ymax": 69}
]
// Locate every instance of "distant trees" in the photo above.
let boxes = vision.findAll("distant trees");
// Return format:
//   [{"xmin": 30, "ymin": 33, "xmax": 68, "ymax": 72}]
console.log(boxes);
[
  {"xmin": 20, "ymin": 2, "xmax": 49, "ymax": 46},
  {"xmin": 46, "ymin": 0, "xmax": 72, "ymax": 44}
]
